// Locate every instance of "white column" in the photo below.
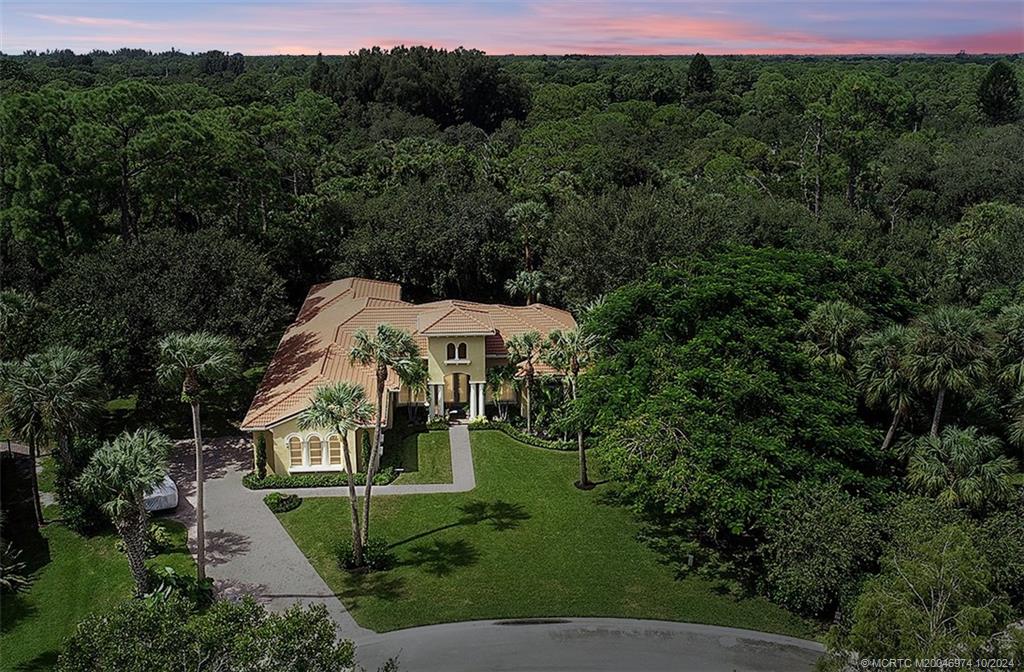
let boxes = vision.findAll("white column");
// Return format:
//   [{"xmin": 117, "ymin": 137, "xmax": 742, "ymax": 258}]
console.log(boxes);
[
  {"xmin": 469, "ymin": 383, "xmax": 478, "ymax": 418},
  {"xmin": 439, "ymin": 384, "xmax": 446, "ymax": 417},
  {"xmin": 478, "ymin": 382, "xmax": 485, "ymax": 419}
]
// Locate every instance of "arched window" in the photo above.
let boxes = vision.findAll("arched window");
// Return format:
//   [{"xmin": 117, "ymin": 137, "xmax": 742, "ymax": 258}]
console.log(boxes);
[
  {"xmin": 328, "ymin": 435, "xmax": 343, "ymax": 466},
  {"xmin": 457, "ymin": 342, "xmax": 467, "ymax": 360},
  {"xmin": 308, "ymin": 435, "xmax": 323, "ymax": 465},
  {"xmin": 288, "ymin": 436, "xmax": 303, "ymax": 467},
  {"xmin": 446, "ymin": 343, "xmax": 456, "ymax": 360}
]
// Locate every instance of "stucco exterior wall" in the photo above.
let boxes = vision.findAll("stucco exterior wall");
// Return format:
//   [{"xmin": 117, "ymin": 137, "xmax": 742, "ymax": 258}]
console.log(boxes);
[
  {"xmin": 262, "ymin": 416, "xmax": 370, "ymax": 475},
  {"xmin": 426, "ymin": 335, "xmax": 486, "ymax": 383}
]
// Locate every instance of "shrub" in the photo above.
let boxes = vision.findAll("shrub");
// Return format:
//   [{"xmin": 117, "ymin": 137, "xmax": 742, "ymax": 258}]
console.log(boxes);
[
  {"xmin": 54, "ymin": 436, "xmax": 107, "ymax": 535},
  {"xmin": 145, "ymin": 566, "xmax": 214, "ymax": 607},
  {"xmin": 255, "ymin": 434, "xmax": 268, "ymax": 480},
  {"xmin": 115, "ymin": 522, "xmax": 176, "ymax": 557},
  {"xmin": 426, "ymin": 414, "xmax": 449, "ymax": 431},
  {"xmin": 0, "ymin": 541, "xmax": 30, "ymax": 593},
  {"xmin": 761, "ymin": 482, "xmax": 878, "ymax": 618},
  {"xmin": 336, "ymin": 537, "xmax": 393, "ymax": 572},
  {"xmin": 242, "ymin": 466, "xmax": 397, "ymax": 490},
  {"xmin": 469, "ymin": 420, "xmax": 574, "ymax": 450},
  {"xmin": 263, "ymin": 492, "xmax": 301, "ymax": 514}
]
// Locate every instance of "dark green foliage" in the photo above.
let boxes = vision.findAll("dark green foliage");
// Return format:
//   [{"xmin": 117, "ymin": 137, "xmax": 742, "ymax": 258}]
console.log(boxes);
[
  {"xmin": 468, "ymin": 419, "xmax": 574, "ymax": 451},
  {"xmin": 263, "ymin": 492, "xmax": 302, "ymax": 514},
  {"xmin": 255, "ymin": 434, "xmax": 267, "ymax": 480},
  {"xmin": 242, "ymin": 467, "xmax": 397, "ymax": 490},
  {"xmin": 337, "ymin": 536, "xmax": 393, "ymax": 572},
  {"xmin": 53, "ymin": 436, "xmax": 107, "ymax": 535},
  {"xmin": 761, "ymin": 482, "xmax": 877, "ymax": 617},
  {"xmin": 979, "ymin": 61, "xmax": 1021, "ymax": 124},
  {"xmin": 426, "ymin": 415, "xmax": 450, "ymax": 431},
  {"xmin": 584, "ymin": 248, "xmax": 908, "ymax": 544},
  {"xmin": 685, "ymin": 53, "xmax": 715, "ymax": 95},
  {"xmin": 146, "ymin": 566, "xmax": 214, "ymax": 607},
  {"xmin": 57, "ymin": 595, "xmax": 356, "ymax": 672},
  {"xmin": 44, "ymin": 227, "xmax": 287, "ymax": 423}
]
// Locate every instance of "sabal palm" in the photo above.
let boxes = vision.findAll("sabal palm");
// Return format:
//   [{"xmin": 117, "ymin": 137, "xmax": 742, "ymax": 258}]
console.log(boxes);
[
  {"xmin": 800, "ymin": 300, "xmax": 870, "ymax": 372},
  {"xmin": 505, "ymin": 270, "xmax": 547, "ymax": 306},
  {"xmin": 858, "ymin": 325, "xmax": 915, "ymax": 452},
  {"xmin": 542, "ymin": 328, "xmax": 599, "ymax": 487},
  {"xmin": 506, "ymin": 331, "xmax": 542, "ymax": 435},
  {"xmin": 298, "ymin": 382, "xmax": 374, "ymax": 566},
  {"xmin": 157, "ymin": 332, "xmax": 239, "ymax": 581},
  {"xmin": 906, "ymin": 307, "xmax": 990, "ymax": 437},
  {"xmin": 78, "ymin": 428, "xmax": 171, "ymax": 595},
  {"xmin": 349, "ymin": 323, "xmax": 423, "ymax": 545},
  {"xmin": 1, "ymin": 348, "xmax": 102, "ymax": 526},
  {"xmin": 906, "ymin": 426, "xmax": 1016, "ymax": 512},
  {"xmin": 993, "ymin": 305, "xmax": 1024, "ymax": 448}
]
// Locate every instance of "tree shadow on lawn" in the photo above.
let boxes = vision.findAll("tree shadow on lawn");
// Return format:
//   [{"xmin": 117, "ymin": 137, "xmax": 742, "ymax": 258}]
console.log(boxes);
[
  {"xmin": 400, "ymin": 538, "xmax": 479, "ymax": 577},
  {"xmin": 337, "ymin": 572, "xmax": 407, "ymax": 608},
  {"xmin": 388, "ymin": 499, "xmax": 531, "ymax": 548}
]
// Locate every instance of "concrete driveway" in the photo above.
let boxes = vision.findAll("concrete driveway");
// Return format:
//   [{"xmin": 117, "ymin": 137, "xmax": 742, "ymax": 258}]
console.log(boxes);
[{"xmin": 171, "ymin": 434, "xmax": 824, "ymax": 672}]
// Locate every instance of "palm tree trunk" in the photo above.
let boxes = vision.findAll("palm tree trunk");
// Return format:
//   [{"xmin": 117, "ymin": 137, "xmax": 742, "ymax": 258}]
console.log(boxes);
[
  {"xmin": 930, "ymin": 387, "xmax": 945, "ymax": 438},
  {"xmin": 362, "ymin": 377, "xmax": 385, "ymax": 546},
  {"xmin": 120, "ymin": 508, "xmax": 150, "ymax": 596},
  {"xmin": 881, "ymin": 412, "xmax": 900, "ymax": 452},
  {"xmin": 341, "ymin": 435, "xmax": 364, "ymax": 566},
  {"xmin": 525, "ymin": 376, "xmax": 533, "ymax": 435},
  {"xmin": 28, "ymin": 434, "xmax": 44, "ymax": 527},
  {"xmin": 191, "ymin": 401, "xmax": 206, "ymax": 581},
  {"xmin": 571, "ymin": 379, "xmax": 589, "ymax": 487}
]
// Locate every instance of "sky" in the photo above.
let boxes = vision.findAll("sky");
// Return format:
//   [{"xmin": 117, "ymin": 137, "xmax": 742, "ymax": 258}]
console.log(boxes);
[{"xmin": 2, "ymin": 0, "xmax": 1022, "ymax": 56}]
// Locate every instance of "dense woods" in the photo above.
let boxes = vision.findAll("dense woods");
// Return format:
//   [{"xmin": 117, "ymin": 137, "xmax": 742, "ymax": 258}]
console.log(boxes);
[{"xmin": 2, "ymin": 47, "xmax": 1023, "ymax": 662}]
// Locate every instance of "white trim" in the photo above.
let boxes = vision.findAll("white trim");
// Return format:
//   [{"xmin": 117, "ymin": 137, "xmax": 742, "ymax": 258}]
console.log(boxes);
[
  {"xmin": 289, "ymin": 464, "xmax": 345, "ymax": 473},
  {"xmin": 444, "ymin": 359, "xmax": 472, "ymax": 365}
]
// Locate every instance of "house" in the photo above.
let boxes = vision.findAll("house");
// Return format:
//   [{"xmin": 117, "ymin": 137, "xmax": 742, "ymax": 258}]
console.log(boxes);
[{"xmin": 240, "ymin": 277, "xmax": 576, "ymax": 475}]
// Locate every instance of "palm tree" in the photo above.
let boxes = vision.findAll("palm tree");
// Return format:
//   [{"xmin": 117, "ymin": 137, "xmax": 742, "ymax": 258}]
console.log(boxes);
[
  {"xmin": 906, "ymin": 307, "xmax": 990, "ymax": 437},
  {"xmin": 486, "ymin": 363, "xmax": 517, "ymax": 421},
  {"xmin": 349, "ymin": 324, "xmax": 423, "ymax": 545},
  {"xmin": 505, "ymin": 270, "xmax": 548, "ymax": 306},
  {"xmin": 993, "ymin": 305, "xmax": 1024, "ymax": 450},
  {"xmin": 0, "ymin": 360, "xmax": 45, "ymax": 526},
  {"xmin": 906, "ymin": 426, "xmax": 1016, "ymax": 512},
  {"xmin": 78, "ymin": 429, "xmax": 171, "ymax": 595},
  {"xmin": 506, "ymin": 331, "xmax": 542, "ymax": 435},
  {"xmin": 542, "ymin": 328, "xmax": 600, "ymax": 488},
  {"xmin": 298, "ymin": 382, "xmax": 374, "ymax": 566},
  {"xmin": 505, "ymin": 200, "xmax": 549, "ymax": 274},
  {"xmin": 401, "ymin": 357, "xmax": 430, "ymax": 422},
  {"xmin": 800, "ymin": 300, "xmax": 870, "ymax": 372},
  {"xmin": 157, "ymin": 333, "xmax": 239, "ymax": 582},
  {"xmin": 857, "ymin": 325, "xmax": 915, "ymax": 452}
]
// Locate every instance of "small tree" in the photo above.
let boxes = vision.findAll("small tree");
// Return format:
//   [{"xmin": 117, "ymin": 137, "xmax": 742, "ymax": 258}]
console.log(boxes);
[
  {"xmin": 157, "ymin": 332, "xmax": 240, "ymax": 582},
  {"xmin": 979, "ymin": 60, "xmax": 1021, "ymax": 124},
  {"xmin": 541, "ymin": 328, "xmax": 599, "ymax": 488},
  {"xmin": 486, "ymin": 363, "xmax": 517, "ymax": 421},
  {"xmin": 297, "ymin": 382, "xmax": 374, "ymax": 567},
  {"xmin": 506, "ymin": 331, "xmax": 542, "ymax": 435},
  {"xmin": 255, "ymin": 434, "xmax": 268, "ymax": 480},
  {"xmin": 78, "ymin": 429, "xmax": 171, "ymax": 595},
  {"xmin": 905, "ymin": 426, "xmax": 1016, "ymax": 512},
  {"xmin": 505, "ymin": 270, "xmax": 548, "ymax": 306}
]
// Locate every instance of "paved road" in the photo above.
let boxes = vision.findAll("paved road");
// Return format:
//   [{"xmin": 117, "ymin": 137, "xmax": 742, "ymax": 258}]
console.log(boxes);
[
  {"xmin": 356, "ymin": 618, "xmax": 824, "ymax": 672},
  {"xmin": 174, "ymin": 430, "xmax": 823, "ymax": 671}
]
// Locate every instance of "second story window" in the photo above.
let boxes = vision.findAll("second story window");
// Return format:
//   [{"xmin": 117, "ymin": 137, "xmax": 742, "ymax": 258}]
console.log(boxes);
[{"xmin": 446, "ymin": 342, "xmax": 469, "ymax": 362}]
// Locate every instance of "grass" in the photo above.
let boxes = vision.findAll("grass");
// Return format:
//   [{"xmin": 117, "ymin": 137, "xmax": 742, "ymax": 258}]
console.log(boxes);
[
  {"xmin": 277, "ymin": 430, "xmax": 814, "ymax": 637},
  {"xmin": 381, "ymin": 428, "xmax": 452, "ymax": 485},
  {"xmin": 0, "ymin": 518, "xmax": 193, "ymax": 672},
  {"xmin": 35, "ymin": 457, "xmax": 56, "ymax": 495}
]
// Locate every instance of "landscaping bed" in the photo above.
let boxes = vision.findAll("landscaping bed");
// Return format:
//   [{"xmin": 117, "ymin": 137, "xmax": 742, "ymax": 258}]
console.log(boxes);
[
  {"xmin": 242, "ymin": 467, "xmax": 397, "ymax": 490},
  {"xmin": 276, "ymin": 429, "xmax": 814, "ymax": 637}
]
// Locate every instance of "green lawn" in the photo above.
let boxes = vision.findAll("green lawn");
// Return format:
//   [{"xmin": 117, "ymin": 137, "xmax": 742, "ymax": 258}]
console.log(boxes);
[
  {"xmin": 277, "ymin": 430, "xmax": 814, "ymax": 637},
  {"xmin": 0, "ymin": 518, "xmax": 193, "ymax": 672},
  {"xmin": 381, "ymin": 428, "xmax": 452, "ymax": 485}
]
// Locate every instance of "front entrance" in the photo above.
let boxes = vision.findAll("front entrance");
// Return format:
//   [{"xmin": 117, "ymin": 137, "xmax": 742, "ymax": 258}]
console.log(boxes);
[{"xmin": 445, "ymin": 372, "xmax": 471, "ymax": 417}]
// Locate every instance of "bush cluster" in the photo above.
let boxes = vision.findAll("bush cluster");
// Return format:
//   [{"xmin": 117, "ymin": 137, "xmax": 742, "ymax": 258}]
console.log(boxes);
[
  {"xmin": 336, "ymin": 537, "xmax": 394, "ymax": 572},
  {"xmin": 262, "ymin": 492, "xmax": 301, "ymax": 514},
  {"xmin": 242, "ymin": 466, "xmax": 397, "ymax": 490},
  {"xmin": 425, "ymin": 415, "xmax": 449, "ymax": 431},
  {"xmin": 469, "ymin": 420, "xmax": 574, "ymax": 451},
  {"xmin": 145, "ymin": 566, "xmax": 214, "ymax": 608},
  {"xmin": 114, "ymin": 523, "xmax": 175, "ymax": 557}
]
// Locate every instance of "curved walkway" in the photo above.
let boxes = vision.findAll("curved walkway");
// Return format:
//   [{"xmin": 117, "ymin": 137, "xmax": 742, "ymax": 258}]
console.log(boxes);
[{"xmin": 173, "ymin": 427, "xmax": 822, "ymax": 671}]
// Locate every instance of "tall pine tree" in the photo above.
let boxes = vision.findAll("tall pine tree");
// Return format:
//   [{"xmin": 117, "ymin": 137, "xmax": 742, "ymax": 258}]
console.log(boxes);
[
  {"xmin": 979, "ymin": 61, "xmax": 1020, "ymax": 124},
  {"xmin": 686, "ymin": 53, "xmax": 715, "ymax": 96}
]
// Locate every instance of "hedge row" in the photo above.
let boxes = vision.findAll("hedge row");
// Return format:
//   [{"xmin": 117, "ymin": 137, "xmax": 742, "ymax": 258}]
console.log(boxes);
[
  {"xmin": 468, "ymin": 420, "xmax": 574, "ymax": 451},
  {"xmin": 243, "ymin": 466, "xmax": 398, "ymax": 490}
]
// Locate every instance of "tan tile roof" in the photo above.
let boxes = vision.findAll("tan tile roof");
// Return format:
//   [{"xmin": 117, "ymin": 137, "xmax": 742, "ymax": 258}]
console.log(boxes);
[{"xmin": 240, "ymin": 278, "xmax": 576, "ymax": 430}]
